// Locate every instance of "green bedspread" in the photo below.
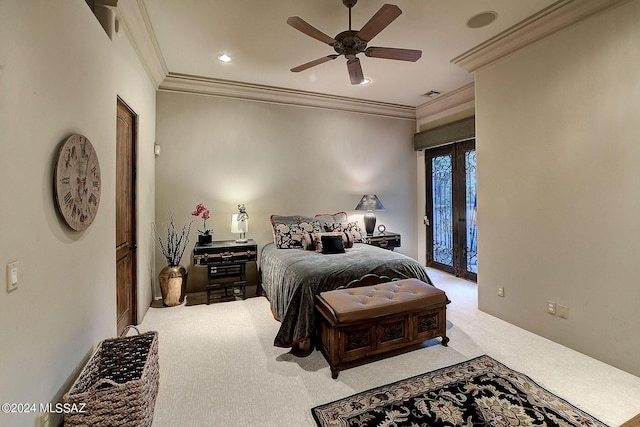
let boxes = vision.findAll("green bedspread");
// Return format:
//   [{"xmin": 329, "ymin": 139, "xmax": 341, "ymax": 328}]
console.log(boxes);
[{"xmin": 260, "ymin": 242, "xmax": 432, "ymax": 348}]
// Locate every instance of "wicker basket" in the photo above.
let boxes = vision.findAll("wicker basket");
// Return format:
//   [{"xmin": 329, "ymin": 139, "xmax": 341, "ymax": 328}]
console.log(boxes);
[{"xmin": 63, "ymin": 326, "xmax": 159, "ymax": 427}]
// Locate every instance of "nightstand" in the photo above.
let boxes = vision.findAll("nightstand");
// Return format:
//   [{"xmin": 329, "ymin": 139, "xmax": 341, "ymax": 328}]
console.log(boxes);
[
  {"xmin": 193, "ymin": 239, "xmax": 257, "ymax": 304},
  {"xmin": 365, "ymin": 232, "xmax": 401, "ymax": 251}
]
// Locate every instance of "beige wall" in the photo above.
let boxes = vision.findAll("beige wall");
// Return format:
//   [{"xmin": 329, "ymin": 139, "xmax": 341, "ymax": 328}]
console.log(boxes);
[
  {"xmin": 155, "ymin": 91, "xmax": 419, "ymax": 294},
  {"xmin": 475, "ymin": 0, "xmax": 640, "ymax": 376},
  {"xmin": 0, "ymin": 2, "xmax": 156, "ymax": 425}
]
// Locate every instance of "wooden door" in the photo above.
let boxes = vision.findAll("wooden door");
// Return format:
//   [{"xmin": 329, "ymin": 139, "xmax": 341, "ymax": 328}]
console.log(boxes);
[{"xmin": 116, "ymin": 98, "xmax": 137, "ymax": 335}]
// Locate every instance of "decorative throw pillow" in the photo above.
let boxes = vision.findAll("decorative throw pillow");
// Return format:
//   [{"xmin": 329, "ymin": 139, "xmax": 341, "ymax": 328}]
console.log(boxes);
[
  {"xmin": 271, "ymin": 214, "xmax": 302, "ymax": 247},
  {"xmin": 301, "ymin": 233, "xmax": 315, "ymax": 250},
  {"xmin": 313, "ymin": 231, "xmax": 352, "ymax": 252},
  {"xmin": 273, "ymin": 223, "xmax": 303, "ymax": 249},
  {"xmin": 320, "ymin": 235, "xmax": 345, "ymax": 254},
  {"xmin": 314, "ymin": 211, "xmax": 348, "ymax": 228},
  {"xmin": 342, "ymin": 231, "xmax": 354, "ymax": 248},
  {"xmin": 343, "ymin": 221, "xmax": 366, "ymax": 243},
  {"xmin": 298, "ymin": 219, "xmax": 323, "ymax": 234},
  {"xmin": 298, "ymin": 216, "xmax": 318, "ymax": 226},
  {"xmin": 270, "ymin": 214, "xmax": 300, "ymax": 226},
  {"xmin": 298, "ymin": 220, "xmax": 322, "ymax": 250},
  {"xmin": 313, "ymin": 232, "xmax": 338, "ymax": 253},
  {"xmin": 324, "ymin": 222, "xmax": 344, "ymax": 232}
]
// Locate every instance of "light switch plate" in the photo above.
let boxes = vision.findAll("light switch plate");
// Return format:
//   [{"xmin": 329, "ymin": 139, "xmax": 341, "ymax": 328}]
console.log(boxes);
[{"xmin": 6, "ymin": 261, "xmax": 18, "ymax": 293}]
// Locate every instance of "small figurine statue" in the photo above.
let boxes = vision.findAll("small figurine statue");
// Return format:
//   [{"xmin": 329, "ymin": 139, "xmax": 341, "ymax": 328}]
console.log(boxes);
[{"xmin": 236, "ymin": 204, "xmax": 249, "ymax": 222}]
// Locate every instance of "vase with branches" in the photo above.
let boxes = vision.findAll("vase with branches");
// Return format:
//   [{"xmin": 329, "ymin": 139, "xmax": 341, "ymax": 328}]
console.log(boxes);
[{"xmin": 154, "ymin": 210, "xmax": 193, "ymax": 306}]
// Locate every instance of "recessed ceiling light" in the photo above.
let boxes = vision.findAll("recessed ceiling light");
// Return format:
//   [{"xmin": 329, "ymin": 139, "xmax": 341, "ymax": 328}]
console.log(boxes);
[
  {"xmin": 466, "ymin": 11, "xmax": 498, "ymax": 29},
  {"xmin": 359, "ymin": 78, "xmax": 372, "ymax": 86},
  {"xmin": 217, "ymin": 53, "xmax": 232, "ymax": 63}
]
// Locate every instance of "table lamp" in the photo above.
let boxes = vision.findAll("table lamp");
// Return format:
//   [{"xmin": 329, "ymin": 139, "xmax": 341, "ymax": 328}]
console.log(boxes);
[
  {"xmin": 355, "ymin": 195, "xmax": 385, "ymax": 236},
  {"xmin": 231, "ymin": 204, "xmax": 249, "ymax": 243}
]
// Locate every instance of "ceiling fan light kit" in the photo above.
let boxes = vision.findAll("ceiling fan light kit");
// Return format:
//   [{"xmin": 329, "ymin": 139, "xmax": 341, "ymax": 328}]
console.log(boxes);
[{"xmin": 287, "ymin": 0, "xmax": 422, "ymax": 85}]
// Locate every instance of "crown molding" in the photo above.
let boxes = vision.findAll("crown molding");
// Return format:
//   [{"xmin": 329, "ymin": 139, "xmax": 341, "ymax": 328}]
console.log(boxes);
[
  {"xmin": 116, "ymin": 0, "xmax": 167, "ymax": 87},
  {"xmin": 159, "ymin": 73, "xmax": 417, "ymax": 120},
  {"xmin": 452, "ymin": 0, "xmax": 632, "ymax": 72},
  {"xmin": 416, "ymin": 83, "xmax": 475, "ymax": 121}
]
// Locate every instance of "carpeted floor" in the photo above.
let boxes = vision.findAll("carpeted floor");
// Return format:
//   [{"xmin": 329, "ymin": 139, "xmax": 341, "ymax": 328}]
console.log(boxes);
[
  {"xmin": 312, "ymin": 355, "xmax": 607, "ymax": 427},
  {"xmin": 139, "ymin": 268, "xmax": 640, "ymax": 426}
]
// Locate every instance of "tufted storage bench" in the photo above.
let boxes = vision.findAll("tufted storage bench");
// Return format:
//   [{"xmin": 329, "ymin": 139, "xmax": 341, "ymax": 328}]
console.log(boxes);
[{"xmin": 315, "ymin": 276, "xmax": 450, "ymax": 378}]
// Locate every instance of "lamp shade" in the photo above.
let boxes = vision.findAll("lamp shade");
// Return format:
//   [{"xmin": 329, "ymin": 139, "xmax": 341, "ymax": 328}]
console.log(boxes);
[
  {"xmin": 231, "ymin": 214, "xmax": 248, "ymax": 233},
  {"xmin": 355, "ymin": 195, "xmax": 385, "ymax": 211}
]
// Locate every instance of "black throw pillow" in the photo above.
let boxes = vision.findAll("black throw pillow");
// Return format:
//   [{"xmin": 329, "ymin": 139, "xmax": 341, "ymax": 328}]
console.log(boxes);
[{"xmin": 321, "ymin": 235, "xmax": 345, "ymax": 254}]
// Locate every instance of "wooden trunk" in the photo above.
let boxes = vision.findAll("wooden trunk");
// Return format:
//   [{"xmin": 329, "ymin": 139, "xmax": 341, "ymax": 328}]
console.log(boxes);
[{"xmin": 315, "ymin": 278, "xmax": 449, "ymax": 379}]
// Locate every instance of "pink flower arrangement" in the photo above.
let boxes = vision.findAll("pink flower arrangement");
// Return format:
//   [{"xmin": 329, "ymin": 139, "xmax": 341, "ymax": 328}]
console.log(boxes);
[{"xmin": 192, "ymin": 203, "xmax": 212, "ymax": 235}]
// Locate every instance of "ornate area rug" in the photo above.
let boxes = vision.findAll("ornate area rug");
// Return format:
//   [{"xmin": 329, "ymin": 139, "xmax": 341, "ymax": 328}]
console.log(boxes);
[{"xmin": 312, "ymin": 355, "xmax": 607, "ymax": 427}]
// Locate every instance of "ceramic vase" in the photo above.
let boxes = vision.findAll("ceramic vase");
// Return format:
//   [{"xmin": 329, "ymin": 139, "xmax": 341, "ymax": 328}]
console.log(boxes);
[{"xmin": 159, "ymin": 265, "xmax": 188, "ymax": 307}]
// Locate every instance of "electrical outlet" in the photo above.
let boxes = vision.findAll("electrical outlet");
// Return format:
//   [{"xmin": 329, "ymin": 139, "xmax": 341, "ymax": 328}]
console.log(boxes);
[
  {"xmin": 497, "ymin": 286, "xmax": 504, "ymax": 297},
  {"xmin": 547, "ymin": 301, "xmax": 556, "ymax": 315},
  {"xmin": 557, "ymin": 304, "xmax": 569, "ymax": 319}
]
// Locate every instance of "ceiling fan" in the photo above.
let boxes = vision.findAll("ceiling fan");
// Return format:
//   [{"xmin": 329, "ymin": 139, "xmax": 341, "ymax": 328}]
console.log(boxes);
[{"xmin": 287, "ymin": 0, "xmax": 422, "ymax": 85}]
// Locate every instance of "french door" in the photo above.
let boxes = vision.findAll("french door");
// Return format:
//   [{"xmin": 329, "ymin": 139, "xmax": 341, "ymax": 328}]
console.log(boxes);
[{"xmin": 425, "ymin": 139, "xmax": 477, "ymax": 281}]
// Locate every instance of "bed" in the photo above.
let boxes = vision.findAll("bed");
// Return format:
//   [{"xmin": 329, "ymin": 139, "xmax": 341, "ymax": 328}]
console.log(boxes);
[{"xmin": 260, "ymin": 241, "xmax": 432, "ymax": 348}]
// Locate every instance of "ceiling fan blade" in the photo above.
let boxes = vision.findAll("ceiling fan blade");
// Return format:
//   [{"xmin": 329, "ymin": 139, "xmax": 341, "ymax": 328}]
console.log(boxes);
[
  {"xmin": 291, "ymin": 55, "xmax": 339, "ymax": 72},
  {"xmin": 355, "ymin": 4, "xmax": 402, "ymax": 43},
  {"xmin": 287, "ymin": 16, "xmax": 337, "ymax": 46},
  {"xmin": 365, "ymin": 47, "xmax": 422, "ymax": 62},
  {"xmin": 347, "ymin": 57, "xmax": 365, "ymax": 85}
]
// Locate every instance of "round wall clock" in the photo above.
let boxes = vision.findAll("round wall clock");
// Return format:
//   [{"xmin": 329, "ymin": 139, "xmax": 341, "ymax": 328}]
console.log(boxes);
[{"xmin": 54, "ymin": 134, "xmax": 101, "ymax": 231}]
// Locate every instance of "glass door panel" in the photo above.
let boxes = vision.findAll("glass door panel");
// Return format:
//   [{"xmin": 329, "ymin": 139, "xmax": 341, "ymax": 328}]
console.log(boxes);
[
  {"xmin": 465, "ymin": 150, "xmax": 477, "ymax": 275},
  {"xmin": 432, "ymin": 154, "xmax": 454, "ymax": 268}
]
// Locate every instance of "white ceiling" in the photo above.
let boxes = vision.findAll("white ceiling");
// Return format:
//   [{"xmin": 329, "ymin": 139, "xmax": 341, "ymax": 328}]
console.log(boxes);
[{"xmin": 144, "ymin": 0, "xmax": 557, "ymax": 107}]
